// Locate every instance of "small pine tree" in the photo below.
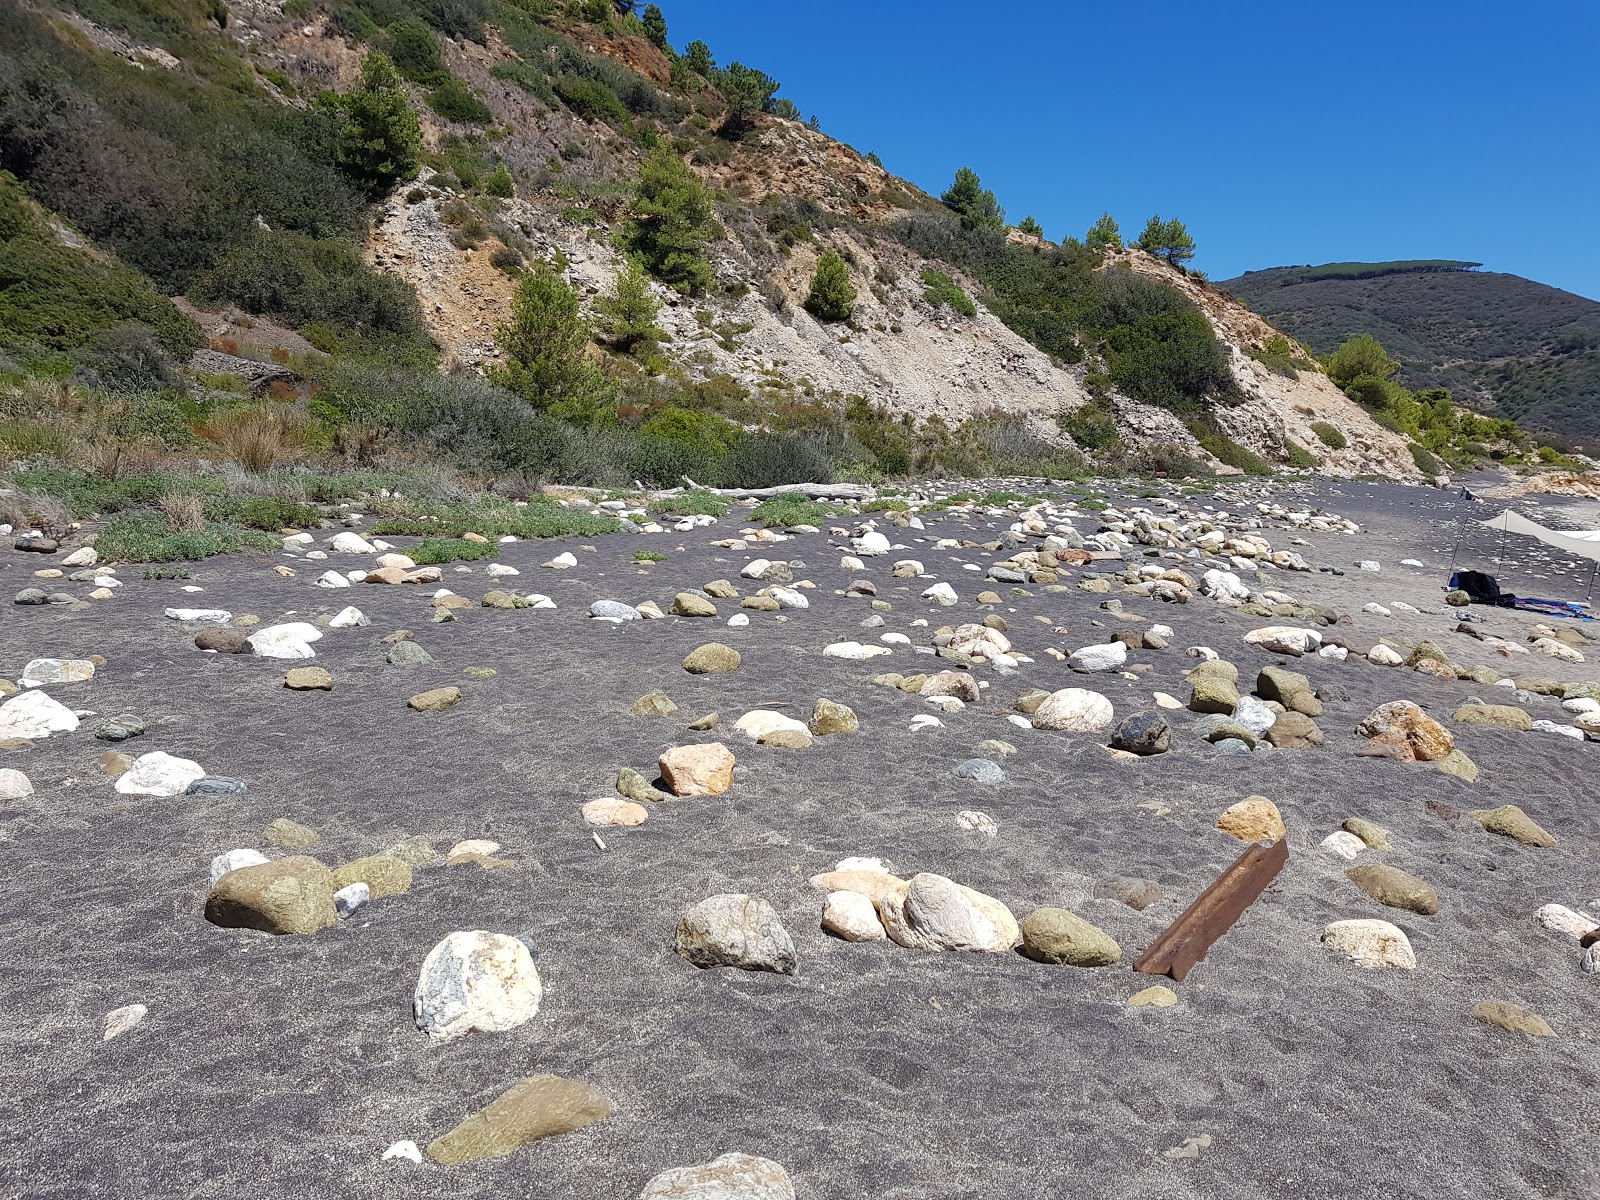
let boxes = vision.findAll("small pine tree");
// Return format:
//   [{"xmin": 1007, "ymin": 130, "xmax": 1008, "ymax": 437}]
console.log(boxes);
[
  {"xmin": 865, "ymin": 151, "xmax": 882, "ymax": 168},
  {"xmin": 940, "ymin": 166, "xmax": 1005, "ymax": 232},
  {"xmin": 1085, "ymin": 211, "xmax": 1121, "ymax": 250},
  {"xmin": 492, "ymin": 265, "xmax": 613, "ymax": 422},
  {"xmin": 484, "ymin": 161, "xmax": 514, "ymax": 198},
  {"xmin": 717, "ymin": 62, "xmax": 779, "ymax": 135},
  {"xmin": 804, "ymin": 252, "xmax": 856, "ymax": 323},
  {"xmin": 334, "ymin": 53, "xmax": 423, "ymax": 198},
  {"xmin": 596, "ymin": 256, "xmax": 664, "ymax": 349},
  {"xmin": 1135, "ymin": 214, "xmax": 1196, "ymax": 268},
  {"xmin": 683, "ymin": 40, "xmax": 714, "ymax": 77},
  {"xmin": 641, "ymin": 3, "xmax": 668, "ymax": 48},
  {"xmin": 627, "ymin": 146, "xmax": 721, "ymax": 295},
  {"xmin": 1017, "ymin": 215, "xmax": 1044, "ymax": 239}
]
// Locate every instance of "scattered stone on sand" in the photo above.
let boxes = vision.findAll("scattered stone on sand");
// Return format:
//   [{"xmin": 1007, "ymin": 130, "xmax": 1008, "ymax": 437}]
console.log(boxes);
[
  {"xmin": 659, "ymin": 743, "xmax": 736, "ymax": 796},
  {"xmin": 264, "ymin": 817, "xmax": 319, "ymax": 849},
  {"xmin": 1472, "ymin": 1000, "xmax": 1556, "ymax": 1038},
  {"xmin": 1451, "ymin": 704, "xmax": 1533, "ymax": 731},
  {"xmin": 334, "ymin": 882, "xmax": 369, "ymax": 918},
  {"xmin": 1110, "ymin": 710, "xmax": 1170, "ymax": 755},
  {"xmin": 0, "ymin": 768, "xmax": 33, "ymax": 800},
  {"xmin": 809, "ymin": 698, "xmax": 859, "ymax": 735},
  {"xmin": 1031, "ymin": 688, "xmax": 1114, "ymax": 732},
  {"xmin": 1356, "ymin": 700, "xmax": 1455, "ymax": 762},
  {"xmin": 671, "ymin": 591, "xmax": 718, "ymax": 617},
  {"xmin": 1469, "ymin": 804, "xmax": 1556, "ymax": 847},
  {"xmin": 103, "ymin": 1003, "xmax": 148, "ymax": 1041},
  {"xmin": 20, "ymin": 658, "xmax": 95, "ymax": 685},
  {"xmin": 583, "ymin": 797, "xmax": 648, "ymax": 826},
  {"xmin": 683, "ymin": 643, "xmax": 742, "ymax": 674},
  {"xmin": 114, "ymin": 751, "xmax": 205, "ymax": 797},
  {"xmin": 1127, "ymin": 985, "xmax": 1178, "ymax": 1009},
  {"xmin": 208, "ymin": 848, "xmax": 268, "ymax": 887},
  {"xmin": 408, "ymin": 687, "xmax": 462, "ymax": 713},
  {"xmin": 1265, "ymin": 711, "xmax": 1324, "ymax": 749},
  {"xmin": 414, "ymin": 930, "xmax": 542, "ymax": 1043},
  {"xmin": 1342, "ymin": 817, "xmax": 1392, "ymax": 851},
  {"xmin": 331, "ymin": 854, "xmax": 412, "ymax": 898},
  {"xmin": 387, "ymin": 640, "xmax": 433, "ymax": 665},
  {"xmin": 425, "ymin": 1074, "xmax": 613, "ymax": 1166},
  {"xmin": 1322, "ymin": 919, "xmax": 1416, "ymax": 969},
  {"xmin": 95, "ymin": 715, "xmax": 145, "ymax": 741},
  {"xmin": 880, "ymin": 873, "xmax": 1020, "ymax": 953},
  {"xmin": 1535, "ymin": 904, "xmax": 1598, "ymax": 939},
  {"xmin": 284, "ymin": 666, "xmax": 333, "ymax": 691},
  {"xmin": 1434, "ymin": 749, "xmax": 1480, "ymax": 782},
  {"xmin": 1019, "ymin": 908, "xmax": 1122, "ymax": 966},
  {"xmin": 98, "ymin": 751, "xmax": 132, "ymax": 776},
  {"xmin": 676, "ymin": 894, "xmax": 797, "ymax": 973},
  {"xmin": 821, "ymin": 890, "xmax": 888, "ymax": 942},
  {"xmin": 956, "ymin": 809, "xmax": 999, "ymax": 836},
  {"xmin": 0, "ymin": 689, "xmax": 80, "ymax": 740},
  {"xmin": 630, "ymin": 690, "xmax": 678, "ymax": 716},
  {"xmin": 204, "ymin": 856, "xmax": 337, "ymax": 935},
  {"xmin": 247, "ymin": 622, "xmax": 323, "ymax": 660},
  {"xmin": 1346, "ymin": 865, "xmax": 1440, "ymax": 915},
  {"xmin": 1216, "ymin": 796, "xmax": 1286, "ymax": 842},
  {"xmin": 194, "ymin": 628, "xmax": 251, "ymax": 653},
  {"xmin": 639, "ymin": 1152, "xmax": 796, "ymax": 1200},
  {"xmin": 618, "ymin": 767, "xmax": 671, "ymax": 804}
]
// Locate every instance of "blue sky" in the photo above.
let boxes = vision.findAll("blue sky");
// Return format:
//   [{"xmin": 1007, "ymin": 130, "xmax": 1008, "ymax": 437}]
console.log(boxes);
[{"xmin": 659, "ymin": 0, "xmax": 1600, "ymax": 300}]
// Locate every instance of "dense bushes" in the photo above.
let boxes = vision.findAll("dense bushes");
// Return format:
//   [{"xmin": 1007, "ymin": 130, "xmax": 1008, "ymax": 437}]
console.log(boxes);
[
  {"xmin": 1310, "ymin": 421, "xmax": 1346, "ymax": 449},
  {"xmin": 921, "ymin": 270, "xmax": 976, "ymax": 317}
]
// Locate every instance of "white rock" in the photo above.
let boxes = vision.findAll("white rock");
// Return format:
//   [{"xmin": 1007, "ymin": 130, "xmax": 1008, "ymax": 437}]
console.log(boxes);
[
  {"xmin": 1357, "ymin": 560, "xmax": 1381, "ymax": 572},
  {"xmin": 414, "ymin": 930, "xmax": 542, "ymax": 1043},
  {"xmin": 1067, "ymin": 642, "xmax": 1127, "ymax": 672},
  {"xmin": 834, "ymin": 856, "xmax": 889, "ymax": 873},
  {"xmin": 59, "ymin": 546, "xmax": 97, "ymax": 567},
  {"xmin": 247, "ymin": 622, "xmax": 323, "ymax": 659},
  {"xmin": 0, "ymin": 768, "xmax": 33, "ymax": 800},
  {"xmin": 1031, "ymin": 688, "xmax": 1114, "ymax": 732},
  {"xmin": 1536, "ymin": 903, "xmax": 1598, "ymax": 939},
  {"xmin": 281, "ymin": 532, "xmax": 314, "ymax": 548},
  {"xmin": 1322, "ymin": 919, "xmax": 1415, "ymax": 969},
  {"xmin": 893, "ymin": 560, "xmax": 926, "ymax": 577},
  {"xmin": 330, "ymin": 531, "xmax": 376, "ymax": 554},
  {"xmin": 823, "ymin": 641, "xmax": 892, "ymax": 660},
  {"xmin": 1231, "ymin": 696, "xmax": 1278, "ymax": 737},
  {"xmin": 839, "ymin": 555, "xmax": 865, "ymax": 571},
  {"xmin": 165, "ymin": 607, "xmax": 232, "ymax": 623},
  {"xmin": 957, "ymin": 809, "xmax": 998, "ymax": 836},
  {"xmin": 103, "ymin": 1003, "xmax": 147, "ymax": 1041},
  {"xmin": 1006, "ymin": 714, "xmax": 1032, "ymax": 729},
  {"xmin": 1400, "ymin": 559, "xmax": 1424, "ymax": 568},
  {"xmin": 1243, "ymin": 626, "xmax": 1323, "ymax": 655},
  {"xmin": 1561, "ymin": 697, "xmax": 1600, "ymax": 715},
  {"xmin": 728, "ymin": 613, "xmax": 750, "ymax": 627},
  {"xmin": 382, "ymin": 1141, "xmax": 423, "ymax": 1165},
  {"xmin": 1186, "ymin": 645, "xmax": 1219, "ymax": 661},
  {"xmin": 346, "ymin": 570, "xmax": 367, "ymax": 584},
  {"xmin": 880, "ymin": 872, "xmax": 1020, "ymax": 953},
  {"xmin": 93, "ymin": 575, "xmax": 121, "ymax": 588},
  {"xmin": 543, "ymin": 551, "xmax": 579, "ymax": 569},
  {"xmin": 767, "ymin": 586, "xmax": 808, "ymax": 609},
  {"xmin": 316, "ymin": 570, "xmax": 351, "ymax": 588},
  {"xmin": 1586, "ymin": 944, "xmax": 1600, "ymax": 975},
  {"xmin": 639, "ymin": 1153, "xmax": 796, "ymax": 1200},
  {"xmin": 1362, "ymin": 603, "xmax": 1392, "ymax": 616},
  {"xmin": 1532, "ymin": 719, "xmax": 1586, "ymax": 740},
  {"xmin": 1367, "ymin": 644, "xmax": 1404, "ymax": 667},
  {"xmin": 909, "ymin": 714, "xmax": 944, "ymax": 730},
  {"xmin": 1318, "ymin": 644, "xmax": 1349, "ymax": 660},
  {"xmin": 925, "ymin": 695, "xmax": 964, "ymax": 713},
  {"xmin": 327, "ymin": 606, "xmax": 369, "ymax": 628},
  {"xmin": 0, "ymin": 690, "xmax": 80, "ymax": 740},
  {"xmin": 852, "ymin": 531, "xmax": 892, "ymax": 556},
  {"xmin": 1320, "ymin": 831, "xmax": 1366, "ymax": 860},
  {"xmin": 880, "ymin": 632, "xmax": 911, "ymax": 645},
  {"xmin": 922, "ymin": 582, "xmax": 958, "ymax": 606},
  {"xmin": 1201, "ymin": 569, "xmax": 1250, "ymax": 602},
  {"xmin": 740, "ymin": 559, "xmax": 772, "ymax": 579},
  {"xmin": 335, "ymin": 882, "xmax": 371, "ymax": 918},
  {"xmin": 733, "ymin": 710, "xmax": 810, "ymax": 741},
  {"xmin": 1532, "ymin": 638, "xmax": 1585, "ymax": 664},
  {"xmin": 20, "ymin": 658, "xmax": 95, "ymax": 685},
  {"xmin": 484, "ymin": 563, "xmax": 520, "ymax": 577},
  {"xmin": 115, "ymin": 751, "xmax": 205, "ymax": 797},
  {"xmin": 821, "ymin": 890, "xmax": 887, "ymax": 942},
  {"xmin": 208, "ymin": 848, "xmax": 269, "ymax": 887},
  {"xmin": 375, "ymin": 553, "xmax": 415, "ymax": 569}
]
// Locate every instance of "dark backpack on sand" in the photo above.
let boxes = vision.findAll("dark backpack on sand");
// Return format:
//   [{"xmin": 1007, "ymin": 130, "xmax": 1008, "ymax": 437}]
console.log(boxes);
[{"xmin": 1450, "ymin": 569, "xmax": 1515, "ymax": 607}]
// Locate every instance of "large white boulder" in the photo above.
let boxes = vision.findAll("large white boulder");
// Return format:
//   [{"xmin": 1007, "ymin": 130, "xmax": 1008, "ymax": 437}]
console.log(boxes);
[
  {"xmin": 329, "ymin": 531, "xmax": 376, "ymax": 554},
  {"xmin": 639, "ymin": 1153, "xmax": 796, "ymax": 1200},
  {"xmin": 0, "ymin": 690, "xmax": 80, "ymax": 740},
  {"xmin": 733, "ymin": 710, "xmax": 811, "ymax": 741},
  {"xmin": 1322, "ymin": 919, "xmax": 1415, "ymax": 969},
  {"xmin": 414, "ymin": 930, "xmax": 542, "ymax": 1043},
  {"xmin": 879, "ymin": 873, "xmax": 1019, "ymax": 953},
  {"xmin": 852, "ymin": 531, "xmax": 892, "ymax": 556},
  {"xmin": 1067, "ymin": 642, "xmax": 1127, "ymax": 672},
  {"xmin": 1031, "ymin": 688, "xmax": 1114, "ymax": 732},
  {"xmin": 115, "ymin": 751, "xmax": 206, "ymax": 797},
  {"xmin": 1244, "ymin": 626, "xmax": 1323, "ymax": 655},
  {"xmin": 247, "ymin": 622, "xmax": 323, "ymax": 659}
]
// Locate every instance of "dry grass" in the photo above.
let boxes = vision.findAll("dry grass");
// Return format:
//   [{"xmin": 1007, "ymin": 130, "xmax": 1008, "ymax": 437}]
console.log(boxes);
[
  {"xmin": 204, "ymin": 406, "xmax": 305, "ymax": 473},
  {"xmin": 0, "ymin": 491, "xmax": 73, "ymax": 535},
  {"xmin": 157, "ymin": 491, "xmax": 206, "ymax": 533}
]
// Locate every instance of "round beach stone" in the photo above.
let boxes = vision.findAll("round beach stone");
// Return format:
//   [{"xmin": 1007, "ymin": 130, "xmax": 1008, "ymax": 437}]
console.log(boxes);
[
  {"xmin": 675, "ymin": 894, "xmax": 797, "ymax": 973},
  {"xmin": 0, "ymin": 768, "xmax": 33, "ymax": 800},
  {"xmin": 114, "ymin": 751, "xmax": 205, "ymax": 797},
  {"xmin": 683, "ymin": 643, "xmax": 741, "ymax": 674},
  {"xmin": 1110, "ymin": 710, "xmax": 1171, "ymax": 755},
  {"xmin": 414, "ymin": 930, "xmax": 542, "ymax": 1043},
  {"xmin": 809, "ymin": 698, "xmax": 859, "ymax": 735},
  {"xmin": 331, "ymin": 853, "xmax": 412, "ymax": 899},
  {"xmin": 1019, "ymin": 908, "xmax": 1122, "ymax": 967},
  {"xmin": 821, "ymin": 890, "xmax": 887, "ymax": 942},
  {"xmin": 582, "ymin": 797, "xmax": 648, "ymax": 826},
  {"xmin": 1031, "ymin": 688, "xmax": 1114, "ymax": 732},
  {"xmin": 1216, "ymin": 796, "xmax": 1286, "ymax": 842},
  {"xmin": 659, "ymin": 743, "xmax": 736, "ymax": 796},
  {"xmin": 1346, "ymin": 865, "xmax": 1439, "ymax": 915},
  {"xmin": 204, "ymin": 856, "xmax": 337, "ymax": 935},
  {"xmin": 1322, "ymin": 919, "xmax": 1416, "ymax": 969},
  {"xmin": 284, "ymin": 666, "xmax": 333, "ymax": 691}
]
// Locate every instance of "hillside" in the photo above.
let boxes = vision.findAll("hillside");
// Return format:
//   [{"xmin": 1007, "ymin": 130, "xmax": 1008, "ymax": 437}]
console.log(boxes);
[{"xmin": 1220, "ymin": 262, "xmax": 1600, "ymax": 445}]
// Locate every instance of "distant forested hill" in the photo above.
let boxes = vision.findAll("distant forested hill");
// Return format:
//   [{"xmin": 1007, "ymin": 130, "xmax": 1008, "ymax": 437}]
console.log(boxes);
[{"xmin": 1220, "ymin": 262, "xmax": 1600, "ymax": 445}]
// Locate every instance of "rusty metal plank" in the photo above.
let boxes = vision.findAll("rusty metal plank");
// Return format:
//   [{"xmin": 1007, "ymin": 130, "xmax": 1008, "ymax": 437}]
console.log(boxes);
[{"xmin": 1133, "ymin": 838, "xmax": 1289, "ymax": 981}]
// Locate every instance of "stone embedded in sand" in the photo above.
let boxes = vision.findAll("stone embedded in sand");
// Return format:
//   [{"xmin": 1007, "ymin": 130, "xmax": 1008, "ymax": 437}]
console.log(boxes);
[
  {"xmin": 683, "ymin": 643, "xmax": 741, "ymax": 674},
  {"xmin": 671, "ymin": 591, "xmax": 718, "ymax": 617},
  {"xmin": 1256, "ymin": 665, "xmax": 1311, "ymax": 705},
  {"xmin": 821, "ymin": 890, "xmax": 887, "ymax": 942},
  {"xmin": 1127, "ymin": 985, "xmax": 1178, "ymax": 1009},
  {"xmin": 1346, "ymin": 865, "xmax": 1439, "ymax": 915},
  {"xmin": 1321, "ymin": 831, "xmax": 1366, "ymax": 860},
  {"xmin": 1265, "ymin": 711, "xmax": 1324, "ymax": 749},
  {"xmin": 1469, "ymin": 804, "xmax": 1556, "ymax": 847},
  {"xmin": 386, "ymin": 640, "xmax": 433, "ymax": 666},
  {"xmin": 1216, "ymin": 796, "xmax": 1286, "ymax": 842},
  {"xmin": 408, "ymin": 687, "xmax": 462, "ymax": 713},
  {"xmin": 166, "ymin": 607, "xmax": 232, "ymax": 623},
  {"xmin": 414, "ymin": 930, "xmax": 542, "ymax": 1043},
  {"xmin": 1473, "ymin": 1000, "xmax": 1555, "ymax": 1037},
  {"xmin": 676, "ymin": 894, "xmax": 797, "ymax": 973},
  {"xmin": 1434, "ymin": 749, "xmax": 1480, "ymax": 782},
  {"xmin": 247, "ymin": 622, "xmax": 323, "ymax": 660},
  {"xmin": 20, "ymin": 658, "xmax": 94, "ymax": 685},
  {"xmin": 264, "ymin": 817, "xmax": 319, "ymax": 849},
  {"xmin": 0, "ymin": 768, "xmax": 32, "ymax": 800},
  {"xmin": 425, "ymin": 1074, "xmax": 612, "ymax": 1166},
  {"xmin": 639, "ymin": 1152, "xmax": 796, "ymax": 1200},
  {"xmin": 953, "ymin": 758, "xmax": 1004, "ymax": 783},
  {"xmin": 1188, "ymin": 675, "xmax": 1240, "ymax": 715},
  {"xmin": 334, "ymin": 882, "xmax": 369, "ymax": 918},
  {"xmin": 1019, "ymin": 908, "xmax": 1121, "ymax": 967},
  {"xmin": 921, "ymin": 671, "xmax": 981, "ymax": 703},
  {"xmin": 1068, "ymin": 642, "xmax": 1127, "ymax": 672},
  {"xmin": 1451, "ymin": 704, "xmax": 1533, "ymax": 731},
  {"xmin": 284, "ymin": 667, "xmax": 333, "ymax": 691},
  {"xmin": 880, "ymin": 872, "xmax": 1020, "ymax": 954},
  {"xmin": 1536, "ymin": 904, "xmax": 1598, "ymax": 939},
  {"xmin": 1356, "ymin": 701, "xmax": 1454, "ymax": 762},
  {"xmin": 1322, "ymin": 919, "xmax": 1416, "ymax": 969},
  {"xmin": 331, "ymin": 853, "xmax": 412, "ymax": 898},
  {"xmin": 1367, "ymin": 644, "xmax": 1404, "ymax": 667},
  {"xmin": 1031, "ymin": 688, "xmax": 1114, "ymax": 733},
  {"xmin": 115, "ymin": 751, "xmax": 205, "ymax": 797},
  {"xmin": 957, "ymin": 809, "xmax": 999, "ymax": 836},
  {"xmin": 659, "ymin": 743, "xmax": 736, "ymax": 796},
  {"xmin": 208, "ymin": 849, "xmax": 269, "ymax": 887},
  {"xmin": 582, "ymin": 797, "xmax": 648, "ymax": 826},
  {"xmin": 204, "ymin": 856, "xmax": 337, "ymax": 935},
  {"xmin": 103, "ymin": 1003, "xmax": 147, "ymax": 1041},
  {"xmin": 0, "ymin": 689, "xmax": 80, "ymax": 740},
  {"xmin": 1110, "ymin": 711, "xmax": 1170, "ymax": 755},
  {"xmin": 809, "ymin": 698, "xmax": 859, "ymax": 735},
  {"xmin": 98, "ymin": 750, "xmax": 133, "ymax": 776},
  {"xmin": 1342, "ymin": 817, "xmax": 1391, "ymax": 851},
  {"xmin": 195, "ymin": 628, "xmax": 251, "ymax": 653},
  {"xmin": 95, "ymin": 715, "xmax": 145, "ymax": 742},
  {"xmin": 1244, "ymin": 626, "xmax": 1322, "ymax": 655},
  {"xmin": 617, "ymin": 766, "xmax": 671, "ymax": 804},
  {"xmin": 630, "ymin": 691, "xmax": 678, "ymax": 717}
]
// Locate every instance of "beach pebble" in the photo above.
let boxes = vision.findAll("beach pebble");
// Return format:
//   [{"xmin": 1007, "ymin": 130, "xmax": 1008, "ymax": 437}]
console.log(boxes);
[
  {"xmin": 1068, "ymin": 642, "xmax": 1126, "ymax": 672},
  {"xmin": 659, "ymin": 743, "xmax": 736, "ymax": 796},
  {"xmin": 675, "ymin": 894, "xmax": 797, "ymax": 973},
  {"xmin": 1217, "ymin": 796, "xmax": 1286, "ymax": 842},
  {"xmin": 208, "ymin": 848, "xmax": 269, "ymax": 887},
  {"xmin": 165, "ymin": 608, "xmax": 233, "ymax": 623},
  {"xmin": 425, "ymin": 1074, "xmax": 612, "ymax": 1166},
  {"xmin": 1322, "ymin": 919, "xmax": 1416, "ymax": 969},
  {"xmin": 1535, "ymin": 904, "xmax": 1598, "ymax": 939},
  {"xmin": 1019, "ymin": 908, "xmax": 1121, "ymax": 967},
  {"xmin": 247, "ymin": 622, "xmax": 323, "ymax": 659},
  {"xmin": 20, "ymin": 658, "xmax": 95, "ymax": 685},
  {"xmin": 334, "ymin": 882, "xmax": 370, "ymax": 918},
  {"xmin": 414, "ymin": 930, "xmax": 542, "ymax": 1042},
  {"xmin": 583, "ymin": 797, "xmax": 648, "ymax": 826},
  {"xmin": 880, "ymin": 873, "xmax": 1019, "ymax": 953},
  {"xmin": 205, "ymin": 856, "xmax": 337, "ymax": 935},
  {"xmin": 0, "ymin": 768, "xmax": 33, "ymax": 800},
  {"xmin": 115, "ymin": 751, "xmax": 205, "ymax": 797},
  {"xmin": 0, "ymin": 689, "xmax": 80, "ymax": 740},
  {"xmin": 1346, "ymin": 865, "xmax": 1440, "ymax": 915},
  {"xmin": 1473, "ymin": 1000, "xmax": 1555, "ymax": 1037},
  {"xmin": 821, "ymin": 890, "xmax": 887, "ymax": 942},
  {"xmin": 590, "ymin": 600, "xmax": 641, "ymax": 621},
  {"xmin": 957, "ymin": 809, "xmax": 999, "ymax": 836},
  {"xmin": 382, "ymin": 1141, "xmax": 422, "ymax": 1164},
  {"xmin": 922, "ymin": 582, "xmax": 958, "ymax": 606},
  {"xmin": 1128, "ymin": 985, "xmax": 1178, "ymax": 1009},
  {"xmin": 639, "ymin": 1152, "xmax": 796, "ymax": 1200},
  {"xmin": 1321, "ymin": 831, "xmax": 1366, "ymax": 860},
  {"xmin": 1031, "ymin": 688, "xmax": 1114, "ymax": 732},
  {"xmin": 103, "ymin": 1003, "xmax": 147, "ymax": 1041}
]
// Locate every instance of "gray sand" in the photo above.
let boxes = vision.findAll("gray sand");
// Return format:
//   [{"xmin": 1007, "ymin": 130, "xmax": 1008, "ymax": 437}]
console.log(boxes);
[{"xmin": 1, "ymin": 479, "xmax": 1597, "ymax": 1200}]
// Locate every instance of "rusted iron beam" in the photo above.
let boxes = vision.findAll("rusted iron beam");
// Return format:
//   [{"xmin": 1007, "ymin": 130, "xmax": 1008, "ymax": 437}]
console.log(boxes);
[{"xmin": 1133, "ymin": 838, "xmax": 1289, "ymax": 981}]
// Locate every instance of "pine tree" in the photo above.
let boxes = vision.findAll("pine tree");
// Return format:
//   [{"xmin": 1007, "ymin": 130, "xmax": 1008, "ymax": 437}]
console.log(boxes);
[
  {"xmin": 492, "ymin": 265, "xmax": 612, "ymax": 422},
  {"xmin": 641, "ymin": 4, "xmax": 668, "ymax": 48},
  {"xmin": 596, "ymin": 256, "xmax": 664, "ymax": 349},
  {"xmin": 334, "ymin": 53, "xmax": 423, "ymax": 198},
  {"xmin": 626, "ymin": 147, "xmax": 721, "ymax": 295},
  {"xmin": 683, "ymin": 40, "xmax": 714, "ymax": 77},
  {"xmin": 804, "ymin": 252, "xmax": 856, "ymax": 323},
  {"xmin": 1086, "ymin": 211, "xmax": 1122, "ymax": 250},
  {"xmin": 1135, "ymin": 215, "xmax": 1196, "ymax": 268},
  {"xmin": 940, "ymin": 167, "xmax": 1005, "ymax": 232},
  {"xmin": 1017, "ymin": 215, "xmax": 1044, "ymax": 239},
  {"xmin": 484, "ymin": 161, "xmax": 514, "ymax": 198}
]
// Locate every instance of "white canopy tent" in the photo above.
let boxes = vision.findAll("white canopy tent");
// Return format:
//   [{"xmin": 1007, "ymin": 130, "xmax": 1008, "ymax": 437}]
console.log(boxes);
[{"xmin": 1473, "ymin": 509, "xmax": 1600, "ymax": 604}]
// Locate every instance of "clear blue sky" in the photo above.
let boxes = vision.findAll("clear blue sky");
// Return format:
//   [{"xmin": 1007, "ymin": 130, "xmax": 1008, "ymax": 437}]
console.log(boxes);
[{"xmin": 660, "ymin": 0, "xmax": 1600, "ymax": 300}]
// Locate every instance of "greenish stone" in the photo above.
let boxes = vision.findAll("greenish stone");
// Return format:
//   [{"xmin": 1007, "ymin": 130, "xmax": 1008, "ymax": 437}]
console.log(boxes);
[
  {"xmin": 426, "ymin": 1074, "xmax": 614, "ymax": 1166},
  {"xmin": 682, "ymin": 643, "xmax": 741, "ymax": 674},
  {"xmin": 331, "ymin": 853, "xmax": 412, "ymax": 898},
  {"xmin": 264, "ymin": 817, "xmax": 320, "ymax": 849},
  {"xmin": 1020, "ymin": 908, "xmax": 1122, "ymax": 967}
]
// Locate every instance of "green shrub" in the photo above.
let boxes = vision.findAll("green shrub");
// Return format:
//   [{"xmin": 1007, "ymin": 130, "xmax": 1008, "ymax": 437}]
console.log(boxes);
[
  {"xmin": 484, "ymin": 162, "xmax": 514, "ymax": 198},
  {"xmin": 627, "ymin": 147, "xmax": 720, "ymax": 295},
  {"xmin": 804, "ymin": 252, "xmax": 856, "ymax": 322},
  {"xmin": 921, "ymin": 269, "xmax": 976, "ymax": 317},
  {"xmin": 333, "ymin": 53, "xmax": 424, "ymax": 197},
  {"xmin": 1247, "ymin": 333, "xmax": 1312, "ymax": 378},
  {"xmin": 385, "ymin": 19, "xmax": 447, "ymax": 84},
  {"xmin": 552, "ymin": 73, "xmax": 629, "ymax": 125},
  {"xmin": 429, "ymin": 78, "xmax": 493, "ymax": 124},
  {"xmin": 647, "ymin": 489, "xmax": 731, "ymax": 517},
  {"xmin": 367, "ymin": 497, "xmax": 619, "ymax": 538},
  {"xmin": 751, "ymin": 492, "xmax": 832, "ymax": 527},
  {"xmin": 1283, "ymin": 442, "xmax": 1321, "ymax": 469},
  {"xmin": 1409, "ymin": 443, "xmax": 1441, "ymax": 475},
  {"xmin": 1185, "ymin": 419, "xmax": 1273, "ymax": 475},
  {"xmin": 207, "ymin": 495, "xmax": 322, "ymax": 530},
  {"xmin": 407, "ymin": 536, "xmax": 499, "ymax": 564},
  {"xmin": 640, "ymin": 407, "xmax": 742, "ymax": 456},
  {"xmin": 1309, "ymin": 421, "xmax": 1346, "ymax": 449},
  {"xmin": 632, "ymin": 549, "xmax": 666, "ymax": 562},
  {"xmin": 96, "ymin": 512, "xmax": 277, "ymax": 562},
  {"xmin": 859, "ymin": 496, "xmax": 911, "ymax": 512},
  {"xmin": 1059, "ymin": 396, "xmax": 1118, "ymax": 450}
]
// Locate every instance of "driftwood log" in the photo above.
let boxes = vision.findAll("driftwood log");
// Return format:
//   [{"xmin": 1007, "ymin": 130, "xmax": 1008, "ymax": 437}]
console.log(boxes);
[
  {"xmin": 651, "ymin": 477, "xmax": 877, "ymax": 502},
  {"xmin": 1132, "ymin": 838, "xmax": 1288, "ymax": 981}
]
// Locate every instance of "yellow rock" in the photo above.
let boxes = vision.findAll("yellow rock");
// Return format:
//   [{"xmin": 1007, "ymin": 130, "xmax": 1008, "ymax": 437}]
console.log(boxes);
[
  {"xmin": 1216, "ymin": 796, "xmax": 1286, "ymax": 842},
  {"xmin": 1128, "ymin": 985, "xmax": 1179, "ymax": 1008}
]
